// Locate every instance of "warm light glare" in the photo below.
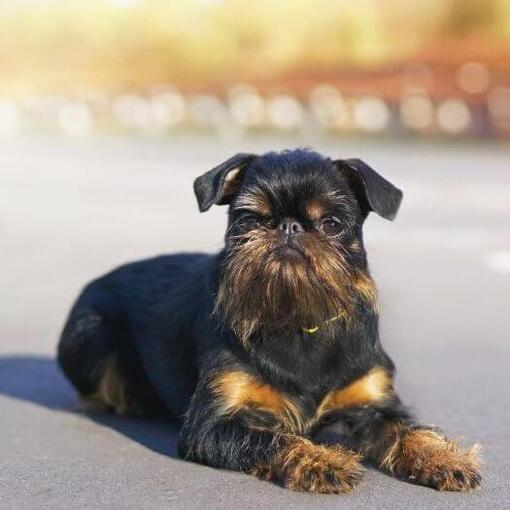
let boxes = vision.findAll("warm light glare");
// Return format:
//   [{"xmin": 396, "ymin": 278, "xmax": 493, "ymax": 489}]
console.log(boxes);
[
  {"xmin": 0, "ymin": 1, "xmax": 508, "ymax": 138},
  {"xmin": 0, "ymin": 100, "xmax": 20, "ymax": 137},
  {"xmin": 353, "ymin": 97, "xmax": 390, "ymax": 133},
  {"xmin": 400, "ymin": 93, "xmax": 434, "ymax": 130},
  {"xmin": 436, "ymin": 98, "xmax": 471, "ymax": 135},
  {"xmin": 109, "ymin": 0, "xmax": 141, "ymax": 9},
  {"xmin": 456, "ymin": 62, "xmax": 490, "ymax": 94},
  {"xmin": 266, "ymin": 95, "xmax": 304, "ymax": 131}
]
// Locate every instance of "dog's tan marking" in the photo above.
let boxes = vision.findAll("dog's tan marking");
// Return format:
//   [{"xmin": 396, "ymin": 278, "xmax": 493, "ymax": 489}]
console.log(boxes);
[
  {"xmin": 252, "ymin": 436, "xmax": 363, "ymax": 493},
  {"xmin": 83, "ymin": 355, "xmax": 139, "ymax": 416},
  {"xmin": 210, "ymin": 370, "xmax": 302, "ymax": 432},
  {"xmin": 306, "ymin": 200, "xmax": 326, "ymax": 221},
  {"xmin": 350, "ymin": 239, "xmax": 361, "ymax": 252},
  {"xmin": 235, "ymin": 191, "xmax": 271, "ymax": 216},
  {"xmin": 353, "ymin": 272, "xmax": 379, "ymax": 309},
  {"xmin": 222, "ymin": 167, "xmax": 243, "ymax": 198},
  {"xmin": 318, "ymin": 367, "xmax": 393, "ymax": 415}
]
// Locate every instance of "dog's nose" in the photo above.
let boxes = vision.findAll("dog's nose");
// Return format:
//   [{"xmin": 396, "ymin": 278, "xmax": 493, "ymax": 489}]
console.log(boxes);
[{"xmin": 277, "ymin": 219, "xmax": 304, "ymax": 236}]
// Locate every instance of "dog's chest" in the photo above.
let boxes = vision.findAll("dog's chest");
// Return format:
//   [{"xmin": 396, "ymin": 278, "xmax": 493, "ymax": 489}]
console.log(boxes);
[{"xmin": 210, "ymin": 366, "xmax": 393, "ymax": 434}]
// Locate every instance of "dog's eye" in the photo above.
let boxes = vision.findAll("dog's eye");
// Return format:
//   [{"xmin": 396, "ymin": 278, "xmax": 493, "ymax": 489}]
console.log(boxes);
[
  {"xmin": 319, "ymin": 217, "xmax": 343, "ymax": 236},
  {"xmin": 243, "ymin": 215, "xmax": 260, "ymax": 226},
  {"xmin": 240, "ymin": 212, "xmax": 269, "ymax": 228}
]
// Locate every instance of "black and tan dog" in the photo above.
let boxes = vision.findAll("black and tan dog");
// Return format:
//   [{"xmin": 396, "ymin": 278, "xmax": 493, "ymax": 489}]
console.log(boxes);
[{"xmin": 58, "ymin": 149, "xmax": 481, "ymax": 493}]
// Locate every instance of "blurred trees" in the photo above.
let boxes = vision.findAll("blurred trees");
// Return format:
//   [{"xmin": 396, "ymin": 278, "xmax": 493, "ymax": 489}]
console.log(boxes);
[{"xmin": 0, "ymin": 0, "xmax": 509, "ymax": 95}]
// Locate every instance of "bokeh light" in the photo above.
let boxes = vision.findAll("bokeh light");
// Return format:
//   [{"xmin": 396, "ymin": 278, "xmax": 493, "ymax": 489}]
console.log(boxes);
[
  {"xmin": 436, "ymin": 98, "xmax": 472, "ymax": 135},
  {"xmin": 0, "ymin": 0, "xmax": 509, "ymax": 139}
]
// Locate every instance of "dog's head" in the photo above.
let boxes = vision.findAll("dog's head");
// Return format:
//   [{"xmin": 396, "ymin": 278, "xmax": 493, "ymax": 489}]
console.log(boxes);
[{"xmin": 194, "ymin": 149, "xmax": 402, "ymax": 342}]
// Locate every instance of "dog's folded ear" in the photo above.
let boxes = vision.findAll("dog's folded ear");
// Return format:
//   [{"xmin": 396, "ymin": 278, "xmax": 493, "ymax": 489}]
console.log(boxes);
[
  {"xmin": 335, "ymin": 158, "xmax": 403, "ymax": 220},
  {"xmin": 193, "ymin": 153, "xmax": 258, "ymax": 212}
]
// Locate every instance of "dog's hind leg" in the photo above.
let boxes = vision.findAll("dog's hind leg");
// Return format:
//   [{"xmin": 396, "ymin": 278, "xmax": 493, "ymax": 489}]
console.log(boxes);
[
  {"xmin": 58, "ymin": 292, "xmax": 165, "ymax": 417},
  {"xmin": 58, "ymin": 303, "xmax": 128, "ymax": 412}
]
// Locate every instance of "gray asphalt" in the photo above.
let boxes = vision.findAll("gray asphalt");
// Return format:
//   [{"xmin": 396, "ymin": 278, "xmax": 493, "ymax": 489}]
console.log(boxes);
[{"xmin": 1, "ymin": 135, "xmax": 509, "ymax": 509}]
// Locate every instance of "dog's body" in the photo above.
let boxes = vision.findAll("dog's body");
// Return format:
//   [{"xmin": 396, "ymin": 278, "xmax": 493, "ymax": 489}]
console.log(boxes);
[{"xmin": 58, "ymin": 149, "xmax": 480, "ymax": 493}]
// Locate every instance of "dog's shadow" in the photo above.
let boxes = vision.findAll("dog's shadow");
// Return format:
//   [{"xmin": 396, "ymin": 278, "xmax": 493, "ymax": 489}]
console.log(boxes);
[
  {"xmin": 0, "ymin": 355, "xmax": 180, "ymax": 459},
  {"xmin": 0, "ymin": 355, "xmax": 356, "ymax": 466}
]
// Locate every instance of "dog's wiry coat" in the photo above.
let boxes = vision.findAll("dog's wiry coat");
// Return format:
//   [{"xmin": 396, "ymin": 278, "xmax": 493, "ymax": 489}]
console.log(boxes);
[{"xmin": 58, "ymin": 149, "xmax": 481, "ymax": 494}]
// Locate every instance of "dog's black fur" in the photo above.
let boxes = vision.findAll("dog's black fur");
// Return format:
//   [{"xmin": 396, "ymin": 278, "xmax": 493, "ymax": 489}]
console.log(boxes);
[{"xmin": 58, "ymin": 149, "xmax": 481, "ymax": 493}]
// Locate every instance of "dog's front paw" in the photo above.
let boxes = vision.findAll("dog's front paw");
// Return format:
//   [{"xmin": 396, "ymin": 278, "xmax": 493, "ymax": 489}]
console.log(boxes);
[
  {"xmin": 255, "ymin": 439, "xmax": 364, "ymax": 494},
  {"xmin": 385, "ymin": 429, "xmax": 481, "ymax": 491}
]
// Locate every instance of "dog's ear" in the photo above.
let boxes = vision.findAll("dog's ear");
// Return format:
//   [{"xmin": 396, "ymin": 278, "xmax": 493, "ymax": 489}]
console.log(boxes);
[
  {"xmin": 193, "ymin": 153, "xmax": 258, "ymax": 212},
  {"xmin": 335, "ymin": 158, "xmax": 403, "ymax": 220}
]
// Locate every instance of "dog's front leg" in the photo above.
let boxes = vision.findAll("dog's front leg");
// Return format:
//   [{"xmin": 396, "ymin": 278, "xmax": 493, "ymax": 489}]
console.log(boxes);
[
  {"xmin": 177, "ymin": 377, "xmax": 364, "ymax": 493},
  {"xmin": 347, "ymin": 403, "xmax": 481, "ymax": 491}
]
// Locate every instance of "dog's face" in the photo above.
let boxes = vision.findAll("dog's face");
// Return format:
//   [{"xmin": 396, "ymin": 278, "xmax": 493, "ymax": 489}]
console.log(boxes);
[{"xmin": 194, "ymin": 149, "xmax": 402, "ymax": 342}]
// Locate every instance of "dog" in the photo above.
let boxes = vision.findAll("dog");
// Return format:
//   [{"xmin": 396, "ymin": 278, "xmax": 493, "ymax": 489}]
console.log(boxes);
[{"xmin": 58, "ymin": 149, "xmax": 481, "ymax": 493}]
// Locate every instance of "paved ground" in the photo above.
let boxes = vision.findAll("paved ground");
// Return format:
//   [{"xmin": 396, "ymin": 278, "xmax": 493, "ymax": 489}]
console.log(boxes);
[{"xmin": 1, "ymin": 135, "xmax": 509, "ymax": 509}]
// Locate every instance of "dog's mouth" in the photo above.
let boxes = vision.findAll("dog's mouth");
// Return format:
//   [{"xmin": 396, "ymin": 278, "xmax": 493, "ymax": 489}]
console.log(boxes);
[{"xmin": 273, "ymin": 241, "xmax": 305, "ymax": 260}]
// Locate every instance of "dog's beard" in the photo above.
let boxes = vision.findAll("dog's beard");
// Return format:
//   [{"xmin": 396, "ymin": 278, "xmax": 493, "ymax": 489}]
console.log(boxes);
[{"xmin": 215, "ymin": 229, "xmax": 376, "ymax": 344}]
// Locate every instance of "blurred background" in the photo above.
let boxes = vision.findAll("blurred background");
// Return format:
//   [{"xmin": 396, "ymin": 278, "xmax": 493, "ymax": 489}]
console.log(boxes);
[
  {"xmin": 1, "ymin": 0, "xmax": 510, "ymax": 139},
  {"xmin": 1, "ymin": 2, "xmax": 509, "ymax": 508}
]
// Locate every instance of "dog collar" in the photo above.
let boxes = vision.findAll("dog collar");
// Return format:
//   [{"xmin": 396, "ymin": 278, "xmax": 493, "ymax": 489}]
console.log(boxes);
[{"xmin": 302, "ymin": 315, "xmax": 341, "ymax": 334}]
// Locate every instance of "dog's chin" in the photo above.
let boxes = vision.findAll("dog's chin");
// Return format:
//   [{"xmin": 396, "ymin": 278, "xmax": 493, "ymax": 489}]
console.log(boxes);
[{"xmin": 216, "ymin": 231, "xmax": 364, "ymax": 343}]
